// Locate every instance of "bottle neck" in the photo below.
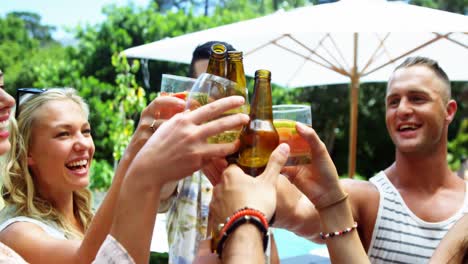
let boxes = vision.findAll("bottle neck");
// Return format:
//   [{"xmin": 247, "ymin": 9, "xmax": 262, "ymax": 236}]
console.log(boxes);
[
  {"xmin": 227, "ymin": 60, "xmax": 246, "ymax": 88},
  {"xmin": 250, "ymin": 77, "xmax": 273, "ymax": 120},
  {"xmin": 207, "ymin": 56, "xmax": 226, "ymax": 77}
]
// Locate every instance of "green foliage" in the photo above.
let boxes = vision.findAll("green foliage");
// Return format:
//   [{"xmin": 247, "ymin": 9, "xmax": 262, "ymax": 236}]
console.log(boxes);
[
  {"xmin": 339, "ymin": 173, "xmax": 366, "ymax": 181},
  {"xmin": 0, "ymin": 14, "xmax": 38, "ymax": 91},
  {"xmin": 448, "ymin": 118, "xmax": 468, "ymax": 171},
  {"xmin": 89, "ymin": 159, "xmax": 115, "ymax": 191},
  {"xmin": 110, "ymin": 54, "xmax": 147, "ymax": 161},
  {"xmin": 149, "ymin": 251, "xmax": 168, "ymax": 263},
  {"xmin": 2, "ymin": 0, "xmax": 467, "ymax": 190},
  {"xmin": 409, "ymin": 0, "xmax": 439, "ymax": 9},
  {"xmin": 408, "ymin": 0, "xmax": 467, "ymax": 14},
  {"xmin": 0, "ymin": 13, "xmax": 37, "ymax": 49},
  {"xmin": 7, "ymin": 12, "xmax": 56, "ymax": 45}
]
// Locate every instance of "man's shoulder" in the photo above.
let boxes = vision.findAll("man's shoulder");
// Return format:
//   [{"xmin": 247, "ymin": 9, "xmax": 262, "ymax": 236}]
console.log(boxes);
[
  {"xmin": 340, "ymin": 177, "xmax": 380, "ymax": 215},
  {"xmin": 340, "ymin": 177, "xmax": 379, "ymax": 196}
]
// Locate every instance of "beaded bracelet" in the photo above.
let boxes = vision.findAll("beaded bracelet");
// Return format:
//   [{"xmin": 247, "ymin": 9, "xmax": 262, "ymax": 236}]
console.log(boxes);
[
  {"xmin": 320, "ymin": 222, "xmax": 358, "ymax": 240},
  {"xmin": 217, "ymin": 214, "xmax": 269, "ymax": 259},
  {"xmin": 220, "ymin": 207, "xmax": 269, "ymax": 236}
]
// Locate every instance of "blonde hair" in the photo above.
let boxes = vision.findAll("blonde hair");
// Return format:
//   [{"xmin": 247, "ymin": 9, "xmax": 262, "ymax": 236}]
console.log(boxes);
[{"xmin": 1, "ymin": 88, "xmax": 93, "ymax": 239}]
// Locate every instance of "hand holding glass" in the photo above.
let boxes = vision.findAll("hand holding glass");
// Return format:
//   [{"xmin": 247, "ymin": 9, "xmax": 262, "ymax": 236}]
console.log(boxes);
[
  {"xmin": 273, "ymin": 104, "xmax": 312, "ymax": 165},
  {"xmin": 186, "ymin": 73, "xmax": 249, "ymax": 143},
  {"xmin": 159, "ymin": 74, "xmax": 196, "ymax": 100}
]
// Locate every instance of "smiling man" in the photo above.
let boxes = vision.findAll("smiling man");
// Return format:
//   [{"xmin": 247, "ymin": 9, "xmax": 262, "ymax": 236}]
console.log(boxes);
[
  {"xmin": 275, "ymin": 56, "xmax": 468, "ymax": 264},
  {"xmin": 363, "ymin": 56, "xmax": 466, "ymax": 263}
]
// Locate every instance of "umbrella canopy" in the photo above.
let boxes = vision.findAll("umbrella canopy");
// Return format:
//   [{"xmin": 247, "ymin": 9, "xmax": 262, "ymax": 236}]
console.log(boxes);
[{"xmin": 123, "ymin": 0, "xmax": 468, "ymax": 177}]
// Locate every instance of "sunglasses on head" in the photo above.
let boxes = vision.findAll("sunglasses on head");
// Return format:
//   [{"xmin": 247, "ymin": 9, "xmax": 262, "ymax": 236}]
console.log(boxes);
[{"xmin": 15, "ymin": 88, "xmax": 47, "ymax": 119}]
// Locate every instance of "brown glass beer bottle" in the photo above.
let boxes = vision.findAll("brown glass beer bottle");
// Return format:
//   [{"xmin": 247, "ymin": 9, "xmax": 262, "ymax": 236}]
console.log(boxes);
[
  {"xmin": 224, "ymin": 51, "xmax": 248, "ymax": 163},
  {"xmin": 237, "ymin": 69, "xmax": 279, "ymax": 177},
  {"xmin": 226, "ymin": 51, "xmax": 247, "ymax": 97},
  {"xmin": 206, "ymin": 43, "xmax": 227, "ymax": 77}
]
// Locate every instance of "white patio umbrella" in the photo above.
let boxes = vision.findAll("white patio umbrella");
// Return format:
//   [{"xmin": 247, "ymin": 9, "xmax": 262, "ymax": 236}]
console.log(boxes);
[{"xmin": 123, "ymin": 0, "xmax": 468, "ymax": 177}]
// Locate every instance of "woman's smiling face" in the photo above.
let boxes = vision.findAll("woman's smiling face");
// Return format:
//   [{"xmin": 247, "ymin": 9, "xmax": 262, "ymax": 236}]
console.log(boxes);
[{"xmin": 27, "ymin": 99, "xmax": 95, "ymax": 194}]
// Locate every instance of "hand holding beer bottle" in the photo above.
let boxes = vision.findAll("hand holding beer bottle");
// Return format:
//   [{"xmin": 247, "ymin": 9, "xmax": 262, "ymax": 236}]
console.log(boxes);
[
  {"xmin": 237, "ymin": 69, "xmax": 279, "ymax": 177},
  {"xmin": 186, "ymin": 44, "xmax": 249, "ymax": 144}
]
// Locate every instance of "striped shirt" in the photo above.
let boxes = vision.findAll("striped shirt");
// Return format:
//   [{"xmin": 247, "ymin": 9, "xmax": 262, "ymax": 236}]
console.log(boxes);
[{"xmin": 368, "ymin": 172, "xmax": 468, "ymax": 264}]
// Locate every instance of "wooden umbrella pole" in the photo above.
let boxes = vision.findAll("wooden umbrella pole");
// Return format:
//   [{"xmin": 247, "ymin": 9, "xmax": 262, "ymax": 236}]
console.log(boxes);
[{"xmin": 348, "ymin": 33, "xmax": 359, "ymax": 179}]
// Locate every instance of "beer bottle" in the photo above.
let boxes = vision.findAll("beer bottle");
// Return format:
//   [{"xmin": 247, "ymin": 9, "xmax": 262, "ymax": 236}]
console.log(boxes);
[
  {"xmin": 206, "ymin": 43, "xmax": 227, "ymax": 77},
  {"xmin": 225, "ymin": 51, "xmax": 248, "ymax": 163},
  {"xmin": 226, "ymin": 51, "xmax": 247, "ymax": 98},
  {"xmin": 237, "ymin": 69, "xmax": 279, "ymax": 177}
]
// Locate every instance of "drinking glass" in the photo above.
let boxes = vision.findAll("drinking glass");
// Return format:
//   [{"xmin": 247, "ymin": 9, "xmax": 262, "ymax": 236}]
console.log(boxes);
[
  {"xmin": 159, "ymin": 74, "xmax": 196, "ymax": 100},
  {"xmin": 273, "ymin": 104, "xmax": 312, "ymax": 166},
  {"xmin": 186, "ymin": 73, "xmax": 249, "ymax": 143}
]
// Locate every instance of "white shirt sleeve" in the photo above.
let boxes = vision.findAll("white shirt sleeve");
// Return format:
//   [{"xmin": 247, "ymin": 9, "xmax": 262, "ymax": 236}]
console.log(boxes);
[{"xmin": 93, "ymin": 235, "xmax": 135, "ymax": 264}]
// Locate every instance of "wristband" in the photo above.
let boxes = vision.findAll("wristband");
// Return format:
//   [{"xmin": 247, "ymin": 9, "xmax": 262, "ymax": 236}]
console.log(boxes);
[
  {"xmin": 216, "ymin": 207, "xmax": 269, "ymax": 258},
  {"xmin": 314, "ymin": 189, "xmax": 348, "ymax": 210},
  {"xmin": 217, "ymin": 215, "xmax": 269, "ymax": 258},
  {"xmin": 320, "ymin": 222, "xmax": 358, "ymax": 240}
]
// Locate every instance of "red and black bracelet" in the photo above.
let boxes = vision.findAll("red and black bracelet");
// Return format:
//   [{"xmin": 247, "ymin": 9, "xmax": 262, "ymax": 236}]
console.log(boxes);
[
  {"xmin": 216, "ymin": 207, "xmax": 269, "ymax": 259},
  {"xmin": 220, "ymin": 207, "xmax": 269, "ymax": 235}
]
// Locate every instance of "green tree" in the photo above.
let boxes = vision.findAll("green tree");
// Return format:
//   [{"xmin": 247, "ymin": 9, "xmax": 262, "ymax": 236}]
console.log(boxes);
[
  {"xmin": 4, "ymin": 0, "xmax": 466, "ymax": 189},
  {"xmin": 0, "ymin": 12, "xmax": 59, "ymax": 92},
  {"xmin": 448, "ymin": 118, "xmax": 468, "ymax": 171},
  {"xmin": 7, "ymin": 12, "xmax": 56, "ymax": 45}
]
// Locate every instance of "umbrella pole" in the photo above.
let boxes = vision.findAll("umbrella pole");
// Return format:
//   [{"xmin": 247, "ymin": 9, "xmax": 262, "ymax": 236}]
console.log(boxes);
[
  {"xmin": 348, "ymin": 73, "xmax": 359, "ymax": 179},
  {"xmin": 348, "ymin": 33, "xmax": 359, "ymax": 179}
]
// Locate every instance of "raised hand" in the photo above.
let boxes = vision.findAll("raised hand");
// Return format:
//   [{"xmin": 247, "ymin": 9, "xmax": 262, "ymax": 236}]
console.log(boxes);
[
  {"xmin": 201, "ymin": 157, "xmax": 229, "ymax": 186},
  {"xmin": 281, "ymin": 122, "xmax": 342, "ymax": 207},
  {"xmin": 125, "ymin": 95, "xmax": 186, "ymax": 156},
  {"xmin": 209, "ymin": 143, "xmax": 289, "ymax": 225},
  {"xmin": 129, "ymin": 96, "xmax": 249, "ymax": 185}
]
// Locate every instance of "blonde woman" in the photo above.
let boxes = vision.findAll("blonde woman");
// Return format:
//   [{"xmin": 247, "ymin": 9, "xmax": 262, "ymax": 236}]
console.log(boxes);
[
  {"xmin": 0, "ymin": 86, "xmax": 249, "ymax": 263},
  {"xmin": 0, "ymin": 69, "xmax": 28, "ymax": 263},
  {"xmin": 0, "ymin": 88, "xmax": 122, "ymax": 263}
]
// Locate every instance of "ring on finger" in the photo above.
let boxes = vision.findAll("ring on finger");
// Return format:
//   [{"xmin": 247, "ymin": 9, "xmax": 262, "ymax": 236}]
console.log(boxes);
[{"xmin": 150, "ymin": 119, "xmax": 157, "ymax": 132}]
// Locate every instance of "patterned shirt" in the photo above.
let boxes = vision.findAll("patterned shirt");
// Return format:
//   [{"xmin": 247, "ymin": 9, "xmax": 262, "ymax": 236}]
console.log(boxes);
[
  {"xmin": 166, "ymin": 171, "xmax": 213, "ymax": 264},
  {"xmin": 368, "ymin": 172, "xmax": 468, "ymax": 263}
]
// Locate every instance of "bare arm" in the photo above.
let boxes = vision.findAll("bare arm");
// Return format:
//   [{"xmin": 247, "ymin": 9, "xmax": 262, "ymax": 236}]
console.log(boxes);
[
  {"xmin": 317, "ymin": 192, "xmax": 370, "ymax": 264},
  {"xmin": 208, "ymin": 144, "xmax": 289, "ymax": 264},
  {"xmin": 0, "ymin": 97, "xmax": 186, "ymax": 264},
  {"xmin": 429, "ymin": 214, "xmax": 468, "ymax": 264},
  {"xmin": 76, "ymin": 96, "xmax": 187, "ymax": 262},
  {"xmin": 222, "ymin": 224, "xmax": 265, "ymax": 264},
  {"xmin": 276, "ymin": 123, "xmax": 370, "ymax": 263},
  {"xmin": 109, "ymin": 96, "xmax": 249, "ymax": 263},
  {"xmin": 274, "ymin": 175, "xmax": 322, "ymax": 242}
]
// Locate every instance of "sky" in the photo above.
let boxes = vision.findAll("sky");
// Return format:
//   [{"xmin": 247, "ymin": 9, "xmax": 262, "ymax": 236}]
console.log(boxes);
[{"xmin": 0, "ymin": 0, "xmax": 151, "ymax": 39}]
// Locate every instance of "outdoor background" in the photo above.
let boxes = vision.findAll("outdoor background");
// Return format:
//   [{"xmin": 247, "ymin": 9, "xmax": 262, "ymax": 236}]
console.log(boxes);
[{"xmin": 1, "ymin": 0, "xmax": 467, "ymax": 188}]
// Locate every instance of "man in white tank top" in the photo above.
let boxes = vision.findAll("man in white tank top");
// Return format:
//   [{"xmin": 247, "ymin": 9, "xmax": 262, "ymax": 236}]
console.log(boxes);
[{"xmin": 274, "ymin": 56, "xmax": 467, "ymax": 263}]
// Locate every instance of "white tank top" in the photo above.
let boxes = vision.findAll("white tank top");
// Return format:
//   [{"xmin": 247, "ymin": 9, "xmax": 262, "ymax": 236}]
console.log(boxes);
[
  {"xmin": 368, "ymin": 171, "xmax": 468, "ymax": 264},
  {"xmin": 0, "ymin": 216, "xmax": 66, "ymax": 240}
]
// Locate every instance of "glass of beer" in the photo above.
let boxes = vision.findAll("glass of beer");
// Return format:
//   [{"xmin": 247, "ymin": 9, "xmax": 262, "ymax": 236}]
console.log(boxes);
[
  {"xmin": 273, "ymin": 104, "xmax": 312, "ymax": 166},
  {"xmin": 186, "ymin": 73, "xmax": 249, "ymax": 143},
  {"xmin": 159, "ymin": 74, "xmax": 196, "ymax": 100}
]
